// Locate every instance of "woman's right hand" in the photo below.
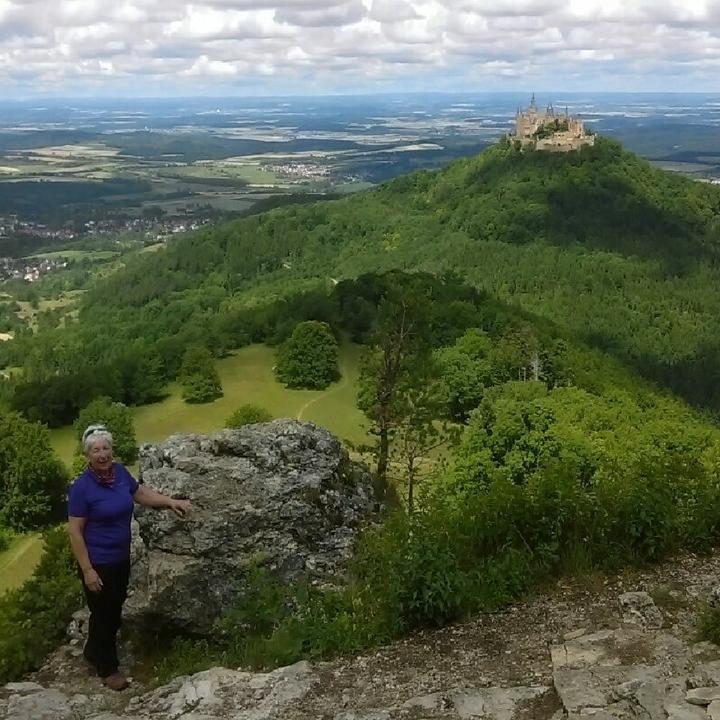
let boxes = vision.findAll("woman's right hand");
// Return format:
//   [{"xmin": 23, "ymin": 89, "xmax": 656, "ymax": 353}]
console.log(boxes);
[{"xmin": 83, "ymin": 567, "xmax": 103, "ymax": 593}]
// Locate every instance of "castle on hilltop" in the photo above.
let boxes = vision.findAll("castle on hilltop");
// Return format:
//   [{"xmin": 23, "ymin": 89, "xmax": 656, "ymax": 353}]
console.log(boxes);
[{"xmin": 512, "ymin": 95, "xmax": 595, "ymax": 152}]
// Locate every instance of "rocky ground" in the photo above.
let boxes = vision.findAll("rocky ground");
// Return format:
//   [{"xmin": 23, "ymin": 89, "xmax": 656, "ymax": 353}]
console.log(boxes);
[{"xmin": 4, "ymin": 551, "xmax": 720, "ymax": 719}]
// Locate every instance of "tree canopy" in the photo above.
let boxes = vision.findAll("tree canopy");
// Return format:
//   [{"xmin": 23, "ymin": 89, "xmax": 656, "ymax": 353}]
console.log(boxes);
[
  {"xmin": 0, "ymin": 411, "xmax": 68, "ymax": 532},
  {"xmin": 275, "ymin": 321, "xmax": 340, "ymax": 390},
  {"xmin": 179, "ymin": 346, "xmax": 223, "ymax": 404},
  {"xmin": 4, "ymin": 137, "xmax": 720, "ymax": 420}
]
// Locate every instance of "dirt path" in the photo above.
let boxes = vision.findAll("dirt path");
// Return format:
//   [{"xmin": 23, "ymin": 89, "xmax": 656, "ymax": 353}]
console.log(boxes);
[{"xmin": 296, "ymin": 373, "xmax": 350, "ymax": 421}]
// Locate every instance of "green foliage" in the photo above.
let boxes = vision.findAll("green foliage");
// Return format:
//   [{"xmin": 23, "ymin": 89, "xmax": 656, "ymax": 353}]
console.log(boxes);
[
  {"xmin": 225, "ymin": 404, "xmax": 273, "ymax": 428},
  {"xmin": 147, "ymin": 378, "xmax": 720, "ymax": 675},
  {"xmin": 73, "ymin": 396, "xmax": 138, "ymax": 464},
  {"xmin": 6, "ymin": 137, "xmax": 720, "ymax": 422},
  {"xmin": 0, "ymin": 411, "xmax": 68, "ymax": 532},
  {"xmin": 696, "ymin": 604, "xmax": 720, "ymax": 645},
  {"xmin": 275, "ymin": 321, "xmax": 340, "ymax": 390},
  {"xmin": 0, "ymin": 527, "xmax": 82, "ymax": 683},
  {"xmin": 179, "ymin": 346, "xmax": 223, "ymax": 404},
  {"xmin": 0, "ymin": 526, "xmax": 15, "ymax": 553}
]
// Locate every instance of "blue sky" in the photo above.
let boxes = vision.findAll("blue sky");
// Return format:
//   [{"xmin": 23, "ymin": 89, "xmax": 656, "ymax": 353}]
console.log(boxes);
[{"xmin": 0, "ymin": 0, "xmax": 719, "ymax": 98}]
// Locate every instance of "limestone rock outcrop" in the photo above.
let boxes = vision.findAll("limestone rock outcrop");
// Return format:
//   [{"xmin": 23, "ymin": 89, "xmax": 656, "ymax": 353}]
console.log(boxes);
[{"xmin": 125, "ymin": 420, "xmax": 378, "ymax": 634}]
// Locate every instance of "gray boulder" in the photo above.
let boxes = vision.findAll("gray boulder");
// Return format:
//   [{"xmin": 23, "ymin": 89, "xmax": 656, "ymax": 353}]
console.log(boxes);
[{"xmin": 125, "ymin": 419, "xmax": 377, "ymax": 634}]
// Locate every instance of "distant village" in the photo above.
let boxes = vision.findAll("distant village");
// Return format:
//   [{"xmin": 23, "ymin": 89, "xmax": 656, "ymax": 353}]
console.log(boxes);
[
  {"xmin": 262, "ymin": 161, "xmax": 331, "ymax": 182},
  {"xmin": 0, "ymin": 214, "xmax": 211, "ymax": 283},
  {"xmin": 0, "ymin": 255, "xmax": 67, "ymax": 283}
]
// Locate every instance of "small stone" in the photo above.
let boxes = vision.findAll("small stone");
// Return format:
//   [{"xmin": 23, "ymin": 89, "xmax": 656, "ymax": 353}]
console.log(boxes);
[
  {"xmin": 686, "ymin": 687, "xmax": 720, "ymax": 706},
  {"xmin": 402, "ymin": 693, "xmax": 440, "ymax": 710},
  {"xmin": 664, "ymin": 704, "xmax": 706, "ymax": 720},
  {"xmin": 564, "ymin": 628, "xmax": 588, "ymax": 641},
  {"xmin": 619, "ymin": 591, "xmax": 663, "ymax": 629},
  {"xmin": 6, "ymin": 689, "xmax": 72, "ymax": 720},
  {"xmin": 2, "ymin": 682, "xmax": 44, "ymax": 695},
  {"xmin": 248, "ymin": 676, "xmax": 269, "ymax": 690},
  {"xmin": 695, "ymin": 661, "xmax": 720, "ymax": 687},
  {"xmin": 612, "ymin": 678, "xmax": 643, "ymax": 700}
]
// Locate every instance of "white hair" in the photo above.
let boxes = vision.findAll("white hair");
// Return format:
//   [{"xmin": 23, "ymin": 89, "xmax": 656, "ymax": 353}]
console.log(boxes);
[{"xmin": 82, "ymin": 424, "xmax": 114, "ymax": 455}]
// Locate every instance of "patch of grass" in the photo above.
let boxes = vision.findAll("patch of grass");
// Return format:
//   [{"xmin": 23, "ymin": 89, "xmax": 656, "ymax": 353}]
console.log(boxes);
[
  {"xmin": 49, "ymin": 343, "xmax": 369, "ymax": 469},
  {"xmin": 696, "ymin": 603, "xmax": 720, "ymax": 645},
  {"xmin": 27, "ymin": 250, "xmax": 119, "ymax": 261},
  {"xmin": 649, "ymin": 585, "xmax": 687, "ymax": 611},
  {"xmin": 0, "ymin": 527, "xmax": 82, "ymax": 683},
  {"xmin": 0, "ymin": 534, "xmax": 44, "ymax": 595}
]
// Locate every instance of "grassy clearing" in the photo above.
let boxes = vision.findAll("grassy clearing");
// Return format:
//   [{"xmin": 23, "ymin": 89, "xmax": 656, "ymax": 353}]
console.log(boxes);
[
  {"xmin": 50, "ymin": 343, "xmax": 369, "ymax": 469},
  {"xmin": 27, "ymin": 250, "xmax": 119, "ymax": 261},
  {"xmin": 139, "ymin": 242, "xmax": 166, "ymax": 253},
  {"xmin": 0, "ymin": 534, "xmax": 44, "ymax": 595},
  {"xmin": 15, "ymin": 295, "xmax": 79, "ymax": 329},
  {"xmin": 191, "ymin": 161, "xmax": 281, "ymax": 185}
]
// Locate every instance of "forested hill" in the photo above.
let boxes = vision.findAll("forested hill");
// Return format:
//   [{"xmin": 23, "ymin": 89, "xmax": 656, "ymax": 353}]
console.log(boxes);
[{"xmin": 4, "ymin": 136, "xmax": 720, "ymax": 417}]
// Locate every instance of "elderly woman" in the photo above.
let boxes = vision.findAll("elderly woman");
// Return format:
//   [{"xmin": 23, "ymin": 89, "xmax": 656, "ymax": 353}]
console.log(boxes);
[{"xmin": 67, "ymin": 424, "xmax": 191, "ymax": 691}]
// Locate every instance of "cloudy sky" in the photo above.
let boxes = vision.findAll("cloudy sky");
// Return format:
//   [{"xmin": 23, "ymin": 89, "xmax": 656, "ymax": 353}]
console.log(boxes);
[{"xmin": 0, "ymin": 0, "xmax": 719, "ymax": 98}]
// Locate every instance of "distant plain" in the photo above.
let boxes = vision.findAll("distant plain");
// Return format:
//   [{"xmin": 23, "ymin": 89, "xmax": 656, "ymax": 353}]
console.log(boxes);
[{"xmin": 2, "ymin": 92, "xmax": 719, "ymax": 225}]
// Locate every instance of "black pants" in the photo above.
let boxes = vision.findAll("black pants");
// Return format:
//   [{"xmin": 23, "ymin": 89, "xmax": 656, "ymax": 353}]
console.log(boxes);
[{"xmin": 81, "ymin": 559, "xmax": 130, "ymax": 678}]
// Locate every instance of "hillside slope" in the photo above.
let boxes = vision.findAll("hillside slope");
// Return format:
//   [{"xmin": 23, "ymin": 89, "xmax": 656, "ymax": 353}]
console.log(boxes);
[
  {"xmin": 3, "ymin": 137, "xmax": 720, "ymax": 413},
  {"xmin": 8, "ymin": 549, "xmax": 720, "ymax": 719}
]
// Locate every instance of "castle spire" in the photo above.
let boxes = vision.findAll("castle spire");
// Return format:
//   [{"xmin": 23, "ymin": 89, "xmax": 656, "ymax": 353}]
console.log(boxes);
[{"xmin": 530, "ymin": 92, "xmax": 537, "ymax": 110}]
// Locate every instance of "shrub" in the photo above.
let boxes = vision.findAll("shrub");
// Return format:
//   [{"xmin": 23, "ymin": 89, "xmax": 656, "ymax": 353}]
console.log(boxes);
[
  {"xmin": 0, "ymin": 411, "xmax": 68, "ymax": 532},
  {"xmin": 275, "ymin": 321, "xmax": 340, "ymax": 390},
  {"xmin": 0, "ymin": 526, "xmax": 15, "ymax": 553},
  {"xmin": 0, "ymin": 527, "xmax": 82, "ymax": 683},
  {"xmin": 179, "ymin": 346, "xmax": 223, "ymax": 404},
  {"xmin": 225, "ymin": 404, "xmax": 273, "ymax": 428},
  {"xmin": 696, "ymin": 603, "xmax": 720, "ymax": 645}
]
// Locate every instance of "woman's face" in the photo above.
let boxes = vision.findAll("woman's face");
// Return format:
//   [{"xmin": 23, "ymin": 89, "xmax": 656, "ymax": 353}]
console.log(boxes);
[{"xmin": 86, "ymin": 439, "xmax": 113, "ymax": 472}]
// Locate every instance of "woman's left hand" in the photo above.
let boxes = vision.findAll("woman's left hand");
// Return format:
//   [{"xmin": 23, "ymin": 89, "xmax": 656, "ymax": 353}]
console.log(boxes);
[{"xmin": 168, "ymin": 498, "xmax": 192, "ymax": 517}]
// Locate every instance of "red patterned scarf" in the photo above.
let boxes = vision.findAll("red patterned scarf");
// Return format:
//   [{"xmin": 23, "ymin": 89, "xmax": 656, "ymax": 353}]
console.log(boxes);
[{"xmin": 90, "ymin": 465, "xmax": 115, "ymax": 486}]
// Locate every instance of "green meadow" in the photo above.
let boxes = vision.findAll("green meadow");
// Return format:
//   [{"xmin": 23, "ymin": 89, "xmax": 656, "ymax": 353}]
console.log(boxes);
[
  {"xmin": 49, "ymin": 343, "xmax": 369, "ymax": 470},
  {"xmin": 0, "ymin": 534, "xmax": 44, "ymax": 595}
]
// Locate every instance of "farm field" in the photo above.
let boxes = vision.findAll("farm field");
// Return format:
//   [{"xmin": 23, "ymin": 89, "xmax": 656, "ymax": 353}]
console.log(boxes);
[{"xmin": 49, "ymin": 343, "xmax": 368, "ymax": 470}]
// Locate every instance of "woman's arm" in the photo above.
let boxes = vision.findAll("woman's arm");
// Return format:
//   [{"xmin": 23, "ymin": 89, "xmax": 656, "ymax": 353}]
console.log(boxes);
[
  {"xmin": 134, "ymin": 485, "xmax": 191, "ymax": 517},
  {"xmin": 67, "ymin": 516, "xmax": 102, "ymax": 593}
]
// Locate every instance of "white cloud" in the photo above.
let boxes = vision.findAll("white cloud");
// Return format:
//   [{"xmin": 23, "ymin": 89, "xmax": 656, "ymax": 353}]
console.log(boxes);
[{"xmin": 1, "ymin": 0, "xmax": 720, "ymax": 96}]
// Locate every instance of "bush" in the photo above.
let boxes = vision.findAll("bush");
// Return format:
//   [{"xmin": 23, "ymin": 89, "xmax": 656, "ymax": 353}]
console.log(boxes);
[
  {"xmin": 696, "ymin": 603, "xmax": 720, "ymax": 645},
  {"xmin": 144, "ymin": 383, "xmax": 720, "ymax": 680},
  {"xmin": 275, "ymin": 321, "xmax": 340, "ymax": 390},
  {"xmin": 179, "ymin": 346, "xmax": 223, "ymax": 404},
  {"xmin": 0, "ymin": 526, "xmax": 15, "ymax": 553},
  {"xmin": 0, "ymin": 411, "xmax": 68, "ymax": 532},
  {"xmin": 0, "ymin": 527, "xmax": 82, "ymax": 683},
  {"xmin": 225, "ymin": 404, "xmax": 273, "ymax": 428}
]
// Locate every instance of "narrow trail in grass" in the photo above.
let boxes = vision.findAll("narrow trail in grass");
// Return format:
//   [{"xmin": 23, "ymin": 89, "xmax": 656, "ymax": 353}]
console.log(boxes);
[
  {"xmin": 296, "ymin": 373, "xmax": 350, "ymax": 421},
  {"xmin": 0, "ymin": 533, "xmax": 43, "ymax": 594}
]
